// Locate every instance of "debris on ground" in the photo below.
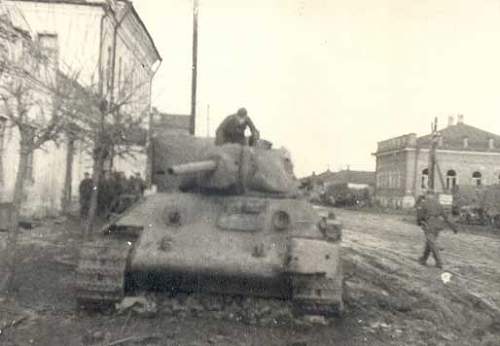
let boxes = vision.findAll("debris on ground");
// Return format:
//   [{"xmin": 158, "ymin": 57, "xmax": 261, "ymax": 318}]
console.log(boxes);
[
  {"xmin": 440, "ymin": 272, "xmax": 453, "ymax": 284},
  {"xmin": 300, "ymin": 315, "xmax": 329, "ymax": 326},
  {"xmin": 157, "ymin": 293, "xmax": 299, "ymax": 327},
  {"xmin": 115, "ymin": 296, "xmax": 158, "ymax": 318}
]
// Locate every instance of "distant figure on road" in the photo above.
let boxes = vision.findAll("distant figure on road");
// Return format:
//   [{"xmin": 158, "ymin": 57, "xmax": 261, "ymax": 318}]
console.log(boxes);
[
  {"xmin": 79, "ymin": 172, "xmax": 93, "ymax": 218},
  {"xmin": 416, "ymin": 192, "xmax": 459, "ymax": 269},
  {"xmin": 215, "ymin": 107, "xmax": 260, "ymax": 146}
]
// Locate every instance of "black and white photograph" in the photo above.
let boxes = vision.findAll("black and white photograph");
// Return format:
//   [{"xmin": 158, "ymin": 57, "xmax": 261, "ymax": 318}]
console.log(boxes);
[{"xmin": 1, "ymin": 0, "xmax": 500, "ymax": 345}]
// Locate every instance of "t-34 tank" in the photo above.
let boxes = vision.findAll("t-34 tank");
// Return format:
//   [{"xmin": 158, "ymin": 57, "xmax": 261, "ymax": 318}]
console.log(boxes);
[{"xmin": 75, "ymin": 140, "xmax": 344, "ymax": 315}]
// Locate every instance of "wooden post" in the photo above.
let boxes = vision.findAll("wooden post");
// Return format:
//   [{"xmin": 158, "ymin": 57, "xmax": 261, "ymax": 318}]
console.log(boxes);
[{"xmin": 190, "ymin": 0, "xmax": 199, "ymax": 135}]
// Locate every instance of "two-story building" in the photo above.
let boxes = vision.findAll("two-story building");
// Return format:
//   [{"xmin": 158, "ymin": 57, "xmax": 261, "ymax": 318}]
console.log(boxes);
[
  {"xmin": 3, "ymin": 0, "xmax": 161, "ymax": 215},
  {"xmin": 373, "ymin": 115, "xmax": 500, "ymax": 208},
  {"xmin": 0, "ymin": 3, "xmax": 72, "ymax": 216}
]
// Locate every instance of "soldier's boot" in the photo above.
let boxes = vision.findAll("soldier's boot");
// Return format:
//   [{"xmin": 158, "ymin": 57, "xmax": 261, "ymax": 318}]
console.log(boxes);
[
  {"xmin": 431, "ymin": 246, "xmax": 443, "ymax": 269},
  {"xmin": 418, "ymin": 243, "xmax": 431, "ymax": 265}
]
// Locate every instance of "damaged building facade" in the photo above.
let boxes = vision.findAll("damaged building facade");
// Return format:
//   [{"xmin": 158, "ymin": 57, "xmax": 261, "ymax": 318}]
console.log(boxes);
[{"xmin": 374, "ymin": 115, "xmax": 500, "ymax": 208}]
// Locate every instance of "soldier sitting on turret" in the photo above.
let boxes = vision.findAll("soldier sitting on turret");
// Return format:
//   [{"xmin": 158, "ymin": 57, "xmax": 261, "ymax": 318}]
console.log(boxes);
[{"xmin": 215, "ymin": 107, "xmax": 260, "ymax": 146}]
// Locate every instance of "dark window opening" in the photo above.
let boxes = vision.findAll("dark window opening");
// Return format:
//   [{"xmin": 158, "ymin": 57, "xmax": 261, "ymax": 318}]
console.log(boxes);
[
  {"xmin": 472, "ymin": 171, "xmax": 482, "ymax": 186},
  {"xmin": 421, "ymin": 168, "xmax": 429, "ymax": 189},
  {"xmin": 446, "ymin": 170, "xmax": 457, "ymax": 190}
]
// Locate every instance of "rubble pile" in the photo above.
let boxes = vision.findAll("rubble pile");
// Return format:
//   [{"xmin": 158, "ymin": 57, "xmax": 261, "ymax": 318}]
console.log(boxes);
[{"xmin": 116, "ymin": 293, "xmax": 333, "ymax": 327}]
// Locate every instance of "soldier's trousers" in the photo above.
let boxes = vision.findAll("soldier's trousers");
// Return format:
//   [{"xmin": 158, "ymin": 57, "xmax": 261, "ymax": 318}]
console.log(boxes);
[
  {"xmin": 420, "ymin": 225, "xmax": 442, "ymax": 266},
  {"xmin": 80, "ymin": 201, "xmax": 90, "ymax": 218}
]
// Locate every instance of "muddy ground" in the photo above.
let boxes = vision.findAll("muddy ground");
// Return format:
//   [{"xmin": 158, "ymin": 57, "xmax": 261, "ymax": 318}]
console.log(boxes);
[{"xmin": 1, "ymin": 208, "xmax": 500, "ymax": 346}]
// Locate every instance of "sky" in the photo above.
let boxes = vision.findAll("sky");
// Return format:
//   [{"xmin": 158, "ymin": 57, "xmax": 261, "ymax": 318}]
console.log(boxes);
[{"xmin": 133, "ymin": 0, "xmax": 500, "ymax": 177}]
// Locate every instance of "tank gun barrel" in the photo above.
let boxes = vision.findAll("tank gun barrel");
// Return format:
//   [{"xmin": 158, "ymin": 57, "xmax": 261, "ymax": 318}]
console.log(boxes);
[{"xmin": 168, "ymin": 160, "xmax": 217, "ymax": 175}]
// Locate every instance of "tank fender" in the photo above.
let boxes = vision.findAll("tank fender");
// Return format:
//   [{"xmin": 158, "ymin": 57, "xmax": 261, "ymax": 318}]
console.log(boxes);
[{"xmin": 286, "ymin": 237, "xmax": 344, "ymax": 315}]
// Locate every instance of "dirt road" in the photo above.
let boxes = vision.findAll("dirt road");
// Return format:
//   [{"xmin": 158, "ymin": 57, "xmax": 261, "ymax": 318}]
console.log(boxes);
[
  {"xmin": 337, "ymin": 208, "xmax": 500, "ymax": 346},
  {"xmin": 1, "ymin": 210, "xmax": 499, "ymax": 346}
]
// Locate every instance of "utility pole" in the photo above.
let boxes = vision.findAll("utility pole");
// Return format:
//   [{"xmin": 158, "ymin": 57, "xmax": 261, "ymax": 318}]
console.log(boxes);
[
  {"xmin": 190, "ymin": 0, "xmax": 199, "ymax": 135},
  {"xmin": 428, "ymin": 117, "xmax": 439, "ymax": 193}
]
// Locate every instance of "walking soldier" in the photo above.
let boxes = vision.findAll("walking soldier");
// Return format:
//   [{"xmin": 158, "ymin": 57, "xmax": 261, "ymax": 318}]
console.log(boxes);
[{"xmin": 417, "ymin": 193, "xmax": 459, "ymax": 269}]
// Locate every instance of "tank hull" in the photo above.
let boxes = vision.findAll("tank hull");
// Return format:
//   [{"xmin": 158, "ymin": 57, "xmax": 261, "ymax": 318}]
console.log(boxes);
[
  {"xmin": 77, "ymin": 192, "xmax": 343, "ymax": 314},
  {"xmin": 124, "ymin": 193, "xmax": 321, "ymax": 276}
]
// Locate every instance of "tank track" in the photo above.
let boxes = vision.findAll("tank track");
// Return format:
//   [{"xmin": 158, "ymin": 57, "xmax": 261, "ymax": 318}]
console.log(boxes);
[
  {"xmin": 291, "ymin": 275, "xmax": 345, "ymax": 317},
  {"xmin": 75, "ymin": 240, "xmax": 132, "ymax": 308},
  {"xmin": 294, "ymin": 299, "xmax": 345, "ymax": 317}
]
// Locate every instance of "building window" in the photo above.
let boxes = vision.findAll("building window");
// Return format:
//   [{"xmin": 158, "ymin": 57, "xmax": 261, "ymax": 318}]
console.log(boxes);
[
  {"xmin": 421, "ymin": 168, "xmax": 429, "ymax": 189},
  {"xmin": 463, "ymin": 137, "xmax": 469, "ymax": 148},
  {"xmin": 489, "ymin": 138, "xmax": 495, "ymax": 150},
  {"xmin": 472, "ymin": 171, "xmax": 482, "ymax": 186},
  {"xmin": 446, "ymin": 170, "xmax": 457, "ymax": 190},
  {"xmin": 37, "ymin": 33, "xmax": 59, "ymax": 66}
]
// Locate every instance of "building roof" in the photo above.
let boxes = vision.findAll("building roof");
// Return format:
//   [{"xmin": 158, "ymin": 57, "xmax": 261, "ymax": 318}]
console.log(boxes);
[
  {"xmin": 375, "ymin": 119, "xmax": 500, "ymax": 155},
  {"xmin": 417, "ymin": 122, "xmax": 500, "ymax": 152},
  {"xmin": 8, "ymin": 0, "xmax": 162, "ymax": 62},
  {"xmin": 152, "ymin": 112, "xmax": 191, "ymax": 134},
  {"xmin": 302, "ymin": 169, "xmax": 376, "ymax": 186},
  {"xmin": 8, "ymin": 0, "xmax": 105, "ymax": 7},
  {"xmin": 123, "ymin": 1, "xmax": 161, "ymax": 62}
]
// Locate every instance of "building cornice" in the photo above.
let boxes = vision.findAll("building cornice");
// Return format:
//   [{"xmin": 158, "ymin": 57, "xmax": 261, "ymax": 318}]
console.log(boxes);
[
  {"xmin": 374, "ymin": 147, "xmax": 500, "ymax": 157},
  {"xmin": 8, "ymin": 0, "xmax": 104, "ymax": 8}
]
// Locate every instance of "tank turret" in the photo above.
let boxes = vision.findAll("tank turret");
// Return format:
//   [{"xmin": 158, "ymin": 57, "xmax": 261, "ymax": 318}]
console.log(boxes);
[{"xmin": 168, "ymin": 141, "xmax": 300, "ymax": 196}]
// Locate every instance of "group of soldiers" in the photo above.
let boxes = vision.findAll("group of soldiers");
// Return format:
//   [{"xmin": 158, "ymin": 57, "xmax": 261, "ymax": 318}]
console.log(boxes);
[{"xmin": 79, "ymin": 171, "xmax": 146, "ymax": 218}]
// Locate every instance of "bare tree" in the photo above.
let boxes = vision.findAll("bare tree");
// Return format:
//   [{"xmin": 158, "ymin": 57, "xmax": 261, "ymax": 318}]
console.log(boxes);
[
  {"xmin": 0, "ymin": 8, "xmax": 150, "ymax": 293},
  {"xmin": 64, "ymin": 71, "xmax": 151, "ymax": 239},
  {"xmin": 0, "ymin": 15, "xmax": 77, "ymax": 294}
]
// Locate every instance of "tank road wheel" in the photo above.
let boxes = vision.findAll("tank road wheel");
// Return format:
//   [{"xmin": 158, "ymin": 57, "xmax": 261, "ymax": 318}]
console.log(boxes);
[
  {"xmin": 290, "ymin": 274, "xmax": 344, "ymax": 317},
  {"xmin": 75, "ymin": 241, "xmax": 132, "ymax": 309}
]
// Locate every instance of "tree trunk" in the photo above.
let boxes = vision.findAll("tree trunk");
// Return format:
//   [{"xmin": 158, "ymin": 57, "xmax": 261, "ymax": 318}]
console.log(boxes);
[
  {"xmin": 62, "ymin": 136, "xmax": 74, "ymax": 214},
  {"xmin": 84, "ymin": 148, "xmax": 105, "ymax": 239},
  {"xmin": 0, "ymin": 142, "xmax": 30, "ymax": 295}
]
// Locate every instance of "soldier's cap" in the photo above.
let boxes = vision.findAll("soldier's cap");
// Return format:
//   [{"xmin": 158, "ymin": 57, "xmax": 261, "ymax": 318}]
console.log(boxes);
[{"xmin": 237, "ymin": 107, "xmax": 247, "ymax": 116}]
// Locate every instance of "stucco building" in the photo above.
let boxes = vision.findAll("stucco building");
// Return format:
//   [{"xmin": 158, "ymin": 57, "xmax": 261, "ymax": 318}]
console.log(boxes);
[
  {"xmin": 0, "ymin": 4, "xmax": 70, "ymax": 216},
  {"xmin": 1, "ymin": 0, "xmax": 161, "ymax": 215},
  {"xmin": 374, "ymin": 115, "xmax": 500, "ymax": 208}
]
